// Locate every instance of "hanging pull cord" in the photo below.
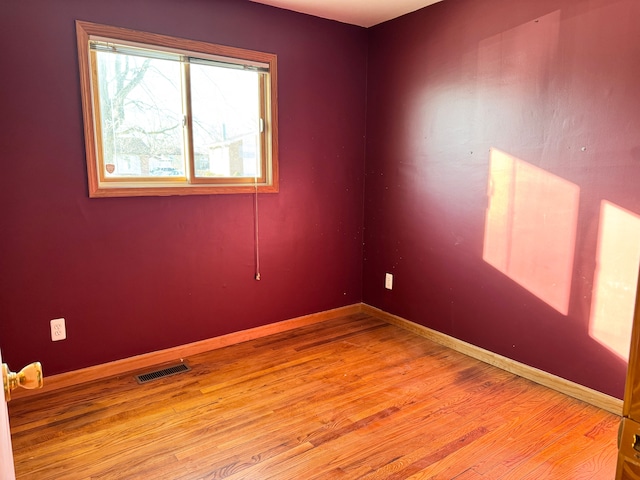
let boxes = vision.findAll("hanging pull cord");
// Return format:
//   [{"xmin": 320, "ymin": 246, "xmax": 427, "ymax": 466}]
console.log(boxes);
[
  {"xmin": 254, "ymin": 118, "xmax": 264, "ymax": 281},
  {"xmin": 254, "ymin": 177, "xmax": 261, "ymax": 281}
]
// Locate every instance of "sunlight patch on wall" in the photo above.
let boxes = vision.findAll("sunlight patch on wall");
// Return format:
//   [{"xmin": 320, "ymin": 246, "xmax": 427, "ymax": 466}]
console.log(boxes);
[
  {"xmin": 483, "ymin": 148, "xmax": 580, "ymax": 315},
  {"xmin": 589, "ymin": 201, "xmax": 640, "ymax": 361}
]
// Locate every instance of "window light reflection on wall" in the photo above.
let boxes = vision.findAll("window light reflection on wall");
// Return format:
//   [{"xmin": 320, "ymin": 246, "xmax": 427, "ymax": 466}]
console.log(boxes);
[
  {"xmin": 483, "ymin": 148, "xmax": 580, "ymax": 315},
  {"xmin": 589, "ymin": 201, "xmax": 640, "ymax": 361}
]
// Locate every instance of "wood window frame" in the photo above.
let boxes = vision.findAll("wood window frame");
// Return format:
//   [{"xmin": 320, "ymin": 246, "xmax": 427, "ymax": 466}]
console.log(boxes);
[{"xmin": 76, "ymin": 20, "xmax": 278, "ymax": 198}]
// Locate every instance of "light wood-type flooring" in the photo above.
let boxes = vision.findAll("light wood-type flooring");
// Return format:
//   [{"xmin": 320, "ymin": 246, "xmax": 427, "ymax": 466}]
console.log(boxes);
[{"xmin": 8, "ymin": 313, "xmax": 619, "ymax": 479}]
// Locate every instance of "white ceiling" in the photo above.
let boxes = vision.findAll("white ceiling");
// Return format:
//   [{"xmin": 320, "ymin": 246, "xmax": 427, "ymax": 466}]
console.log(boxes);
[{"xmin": 249, "ymin": 0, "xmax": 444, "ymax": 28}]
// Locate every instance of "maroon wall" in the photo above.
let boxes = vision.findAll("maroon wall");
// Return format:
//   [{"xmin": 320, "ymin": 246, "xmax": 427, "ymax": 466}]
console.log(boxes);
[
  {"xmin": 3, "ymin": 0, "xmax": 637, "ymax": 401},
  {"xmin": 0, "ymin": 0, "xmax": 367, "ymax": 374},
  {"xmin": 364, "ymin": 0, "xmax": 640, "ymax": 398}
]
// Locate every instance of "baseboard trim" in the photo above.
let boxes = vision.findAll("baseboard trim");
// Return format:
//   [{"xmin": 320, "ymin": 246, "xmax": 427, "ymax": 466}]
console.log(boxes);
[
  {"xmin": 15, "ymin": 302, "xmax": 624, "ymax": 415},
  {"xmin": 362, "ymin": 304, "xmax": 623, "ymax": 415},
  {"xmin": 12, "ymin": 304, "xmax": 362, "ymax": 400}
]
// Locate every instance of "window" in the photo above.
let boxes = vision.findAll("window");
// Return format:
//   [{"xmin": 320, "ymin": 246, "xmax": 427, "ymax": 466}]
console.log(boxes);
[{"xmin": 76, "ymin": 21, "xmax": 278, "ymax": 197}]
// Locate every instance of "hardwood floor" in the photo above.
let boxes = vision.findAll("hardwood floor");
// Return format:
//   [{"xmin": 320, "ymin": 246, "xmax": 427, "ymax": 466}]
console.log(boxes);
[{"xmin": 8, "ymin": 313, "xmax": 619, "ymax": 479}]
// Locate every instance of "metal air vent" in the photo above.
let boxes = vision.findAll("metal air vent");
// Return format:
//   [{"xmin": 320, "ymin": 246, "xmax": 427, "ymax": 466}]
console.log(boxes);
[{"xmin": 135, "ymin": 363, "xmax": 191, "ymax": 384}]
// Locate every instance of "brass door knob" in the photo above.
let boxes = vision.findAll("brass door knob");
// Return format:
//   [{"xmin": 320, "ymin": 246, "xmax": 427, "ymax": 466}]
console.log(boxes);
[{"xmin": 2, "ymin": 362, "xmax": 43, "ymax": 402}]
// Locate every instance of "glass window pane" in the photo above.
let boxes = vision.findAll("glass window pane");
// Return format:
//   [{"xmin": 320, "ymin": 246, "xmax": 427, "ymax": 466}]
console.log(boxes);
[
  {"xmin": 95, "ymin": 51, "xmax": 185, "ymax": 178},
  {"xmin": 190, "ymin": 64, "xmax": 261, "ymax": 179}
]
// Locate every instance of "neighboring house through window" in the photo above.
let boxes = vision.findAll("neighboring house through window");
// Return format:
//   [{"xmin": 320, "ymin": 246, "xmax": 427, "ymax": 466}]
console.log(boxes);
[{"xmin": 76, "ymin": 21, "xmax": 278, "ymax": 197}]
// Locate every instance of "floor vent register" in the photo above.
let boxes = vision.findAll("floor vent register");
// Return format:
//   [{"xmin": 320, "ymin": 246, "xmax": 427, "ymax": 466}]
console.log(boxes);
[{"xmin": 134, "ymin": 363, "xmax": 191, "ymax": 384}]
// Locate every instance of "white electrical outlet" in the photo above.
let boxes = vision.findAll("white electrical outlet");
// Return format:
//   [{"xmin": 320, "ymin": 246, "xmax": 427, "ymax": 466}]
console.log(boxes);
[
  {"xmin": 385, "ymin": 273, "xmax": 393, "ymax": 290},
  {"xmin": 50, "ymin": 318, "xmax": 66, "ymax": 341}
]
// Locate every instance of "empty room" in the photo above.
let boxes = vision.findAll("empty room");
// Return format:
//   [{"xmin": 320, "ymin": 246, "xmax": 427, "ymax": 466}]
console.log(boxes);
[{"xmin": 2, "ymin": 0, "xmax": 639, "ymax": 478}]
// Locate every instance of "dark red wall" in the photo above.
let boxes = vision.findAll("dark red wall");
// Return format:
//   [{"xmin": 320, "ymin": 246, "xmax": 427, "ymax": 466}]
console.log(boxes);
[
  {"xmin": 3, "ymin": 0, "xmax": 638, "ymax": 400},
  {"xmin": 364, "ymin": 0, "xmax": 640, "ymax": 398},
  {"xmin": 0, "ymin": 0, "xmax": 367, "ymax": 374}
]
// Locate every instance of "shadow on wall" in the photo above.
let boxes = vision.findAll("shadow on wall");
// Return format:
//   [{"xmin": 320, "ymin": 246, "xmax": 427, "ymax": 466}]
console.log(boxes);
[{"xmin": 484, "ymin": 148, "xmax": 640, "ymax": 362}]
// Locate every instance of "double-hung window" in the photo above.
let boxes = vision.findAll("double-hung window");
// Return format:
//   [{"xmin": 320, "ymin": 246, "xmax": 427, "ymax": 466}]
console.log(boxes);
[{"xmin": 76, "ymin": 21, "xmax": 278, "ymax": 197}]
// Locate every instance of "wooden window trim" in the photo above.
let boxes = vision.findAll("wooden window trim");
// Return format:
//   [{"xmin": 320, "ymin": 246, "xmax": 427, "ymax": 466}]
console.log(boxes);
[{"xmin": 75, "ymin": 20, "xmax": 279, "ymax": 198}]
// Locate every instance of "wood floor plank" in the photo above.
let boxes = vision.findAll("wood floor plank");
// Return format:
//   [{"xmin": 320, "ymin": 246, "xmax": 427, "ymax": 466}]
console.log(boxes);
[
  {"xmin": 364, "ymin": 381, "xmax": 542, "ymax": 479},
  {"xmin": 452, "ymin": 469, "xmax": 484, "ymax": 480},
  {"xmin": 494, "ymin": 407, "xmax": 619, "ymax": 479},
  {"xmin": 467, "ymin": 396, "xmax": 595, "ymax": 476},
  {"xmin": 8, "ymin": 313, "xmax": 619, "ymax": 479}
]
